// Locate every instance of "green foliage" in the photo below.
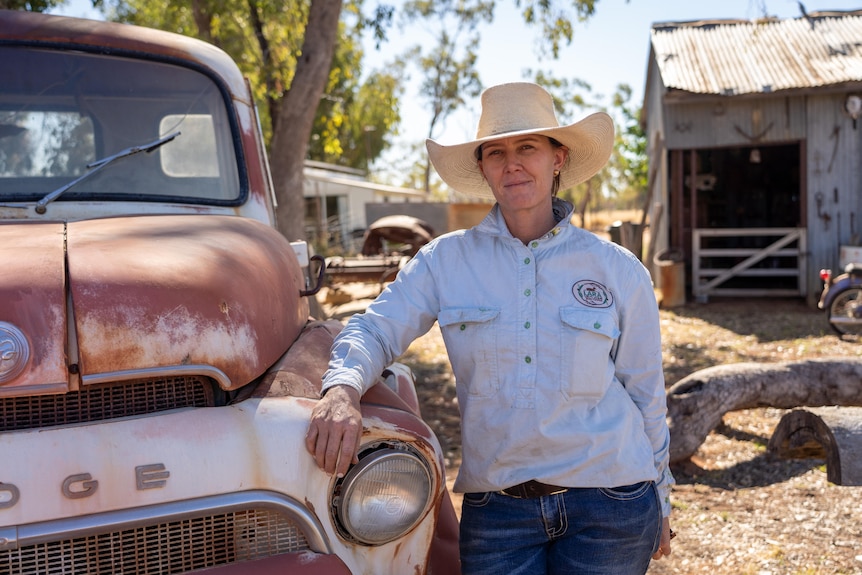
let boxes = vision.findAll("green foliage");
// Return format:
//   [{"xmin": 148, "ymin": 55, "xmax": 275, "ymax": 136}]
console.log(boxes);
[
  {"xmin": 529, "ymin": 71, "xmax": 603, "ymax": 218},
  {"xmin": 516, "ymin": 0, "xmax": 597, "ymax": 57},
  {"xmin": 401, "ymin": 0, "xmax": 493, "ymax": 191},
  {"xmin": 403, "ymin": 0, "xmax": 612, "ymax": 194},
  {"xmin": 309, "ymin": 60, "xmax": 405, "ymax": 169},
  {"xmin": 103, "ymin": 0, "xmax": 401, "ymax": 170},
  {"xmin": 95, "ymin": 0, "xmax": 622, "ymax": 187},
  {"xmin": 611, "ymin": 83, "xmax": 649, "ymax": 209},
  {"xmin": 403, "ymin": 0, "xmax": 493, "ymax": 139},
  {"xmin": 102, "ymin": 0, "xmax": 306, "ymax": 120},
  {"xmin": 2, "ymin": 0, "xmax": 64, "ymax": 10},
  {"xmin": 527, "ymin": 71, "xmax": 648, "ymax": 219}
]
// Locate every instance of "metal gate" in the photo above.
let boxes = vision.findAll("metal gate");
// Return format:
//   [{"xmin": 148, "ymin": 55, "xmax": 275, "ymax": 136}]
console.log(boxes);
[{"xmin": 692, "ymin": 228, "xmax": 807, "ymax": 301}]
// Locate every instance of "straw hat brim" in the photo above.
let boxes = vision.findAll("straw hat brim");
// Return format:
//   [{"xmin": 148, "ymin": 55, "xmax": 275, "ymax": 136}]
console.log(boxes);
[{"xmin": 426, "ymin": 111, "xmax": 615, "ymax": 199}]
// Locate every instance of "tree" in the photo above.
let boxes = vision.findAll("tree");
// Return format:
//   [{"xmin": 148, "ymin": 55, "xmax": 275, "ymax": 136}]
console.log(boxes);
[
  {"xmin": 99, "ymin": 0, "xmax": 402, "ymax": 238},
  {"xmin": 401, "ymin": 0, "xmax": 492, "ymax": 194},
  {"xmin": 516, "ymin": 0, "xmax": 598, "ymax": 58},
  {"xmin": 391, "ymin": 0, "xmax": 607, "ymax": 197},
  {"xmin": 610, "ymin": 83, "xmax": 648, "ymax": 210},
  {"xmin": 0, "ymin": 0, "xmax": 62, "ymax": 9},
  {"xmin": 94, "ymin": 0, "xmax": 609, "ymax": 238},
  {"xmin": 307, "ymin": 59, "xmax": 405, "ymax": 170},
  {"xmin": 529, "ymin": 71, "xmax": 609, "ymax": 227},
  {"xmin": 522, "ymin": 71, "xmax": 648, "ymax": 229},
  {"xmin": 267, "ymin": 0, "xmax": 344, "ymax": 238}
]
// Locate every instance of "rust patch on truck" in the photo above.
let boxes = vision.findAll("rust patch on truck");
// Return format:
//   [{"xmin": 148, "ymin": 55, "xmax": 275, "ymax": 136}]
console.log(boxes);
[
  {"xmin": 68, "ymin": 215, "xmax": 308, "ymax": 389},
  {"xmin": 255, "ymin": 319, "xmax": 343, "ymax": 399},
  {"xmin": 0, "ymin": 223, "xmax": 68, "ymax": 393}
]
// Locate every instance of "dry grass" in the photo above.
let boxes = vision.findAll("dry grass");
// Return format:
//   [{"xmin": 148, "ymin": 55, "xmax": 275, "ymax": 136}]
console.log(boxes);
[
  {"xmin": 581, "ymin": 208, "xmax": 644, "ymax": 233},
  {"xmin": 658, "ymin": 298, "xmax": 861, "ymax": 384}
]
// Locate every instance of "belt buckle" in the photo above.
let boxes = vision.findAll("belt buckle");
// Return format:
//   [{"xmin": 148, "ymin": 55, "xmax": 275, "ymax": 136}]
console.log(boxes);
[
  {"xmin": 523, "ymin": 481, "xmax": 544, "ymax": 498},
  {"xmin": 498, "ymin": 486, "xmax": 523, "ymax": 498},
  {"xmin": 532, "ymin": 482, "xmax": 567, "ymax": 497},
  {"xmin": 498, "ymin": 484, "xmax": 527, "ymax": 498},
  {"xmin": 500, "ymin": 480, "xmax": 568, "ymax": 499}
]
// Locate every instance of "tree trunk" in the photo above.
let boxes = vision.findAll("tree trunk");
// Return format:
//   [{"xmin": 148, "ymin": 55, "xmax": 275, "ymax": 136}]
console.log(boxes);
[
  {"xmin": 768, "ymin": 406, "xmax": 862, "ymax": 486},
  {"xmin": 269, "ymin": 0, "xmax": 344, "ymax": 241},
  {"xmin": 666, "ymin": 358, "xmax": 862, "ymax": 464},
  {"xmin": 190, "ymin": 0, "xmax": 213, "ymax": 44}
]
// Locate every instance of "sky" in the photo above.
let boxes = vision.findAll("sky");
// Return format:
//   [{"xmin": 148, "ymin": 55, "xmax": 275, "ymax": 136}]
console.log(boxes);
[
  {"xmin": 54, "ymin": 0, "xmax": 862, "ymax": 174},
  {"xmin": 367, "ymin": 0, "xmax": 862, "ymax": 147}
]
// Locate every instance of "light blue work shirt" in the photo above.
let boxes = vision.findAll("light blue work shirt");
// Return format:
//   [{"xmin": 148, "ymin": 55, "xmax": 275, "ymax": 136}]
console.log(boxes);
[{"xmin": 321, "ymin": 199, "xmax": 674, "ymax": 516}]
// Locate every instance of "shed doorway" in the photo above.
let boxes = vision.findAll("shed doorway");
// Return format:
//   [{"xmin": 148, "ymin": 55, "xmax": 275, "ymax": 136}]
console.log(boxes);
[{"xmin": 670, "ymin": 143, "xmax": 807, "ymax": 299}]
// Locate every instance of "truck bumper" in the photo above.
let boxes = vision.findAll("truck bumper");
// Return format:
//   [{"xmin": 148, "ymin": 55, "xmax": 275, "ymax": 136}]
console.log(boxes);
[{"xmin": 194, "ymin": 552, "xmax": 351, "ymax": 574}]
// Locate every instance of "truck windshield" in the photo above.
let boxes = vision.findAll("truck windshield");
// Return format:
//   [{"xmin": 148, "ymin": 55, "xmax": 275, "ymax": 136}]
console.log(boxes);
[{"xmin": 0, "ymin": 47, "xmax": 241, "ymax": 204}]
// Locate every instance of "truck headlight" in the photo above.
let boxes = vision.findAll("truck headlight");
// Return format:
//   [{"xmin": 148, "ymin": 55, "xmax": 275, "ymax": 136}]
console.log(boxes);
[{"xmin": 334, "ymin": 445, "xmax": 433, "ymax": 545}]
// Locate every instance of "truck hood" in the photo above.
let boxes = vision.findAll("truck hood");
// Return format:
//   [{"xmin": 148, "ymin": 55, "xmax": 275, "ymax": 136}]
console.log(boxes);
[
  {"xmin": 0, "ymin": 215, "xmax": 309, "ymax": 394},
  {"xmin": 0, "ymin": 222, "xmax": 68, "ymax": 393}
]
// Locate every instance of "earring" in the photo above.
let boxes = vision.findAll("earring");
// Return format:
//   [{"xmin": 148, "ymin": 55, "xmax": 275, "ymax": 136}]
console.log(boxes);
[{"xmin": 553, "ymin": 170, "xmax": 560, "ymax": 177}]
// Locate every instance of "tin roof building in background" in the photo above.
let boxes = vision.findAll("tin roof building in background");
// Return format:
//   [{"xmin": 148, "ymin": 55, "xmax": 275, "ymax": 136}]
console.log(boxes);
[
  {"xmin": 650, "ymin": 10, "xmax": 862, "ymax": 98},
  {"xmin": 642, "ymin": 9, "xmax": 862, "ymax": 306}
]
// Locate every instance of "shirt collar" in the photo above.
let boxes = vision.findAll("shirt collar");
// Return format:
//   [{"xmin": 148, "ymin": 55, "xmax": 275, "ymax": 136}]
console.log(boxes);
[{"xmin": 477, "ymin": 198, "xmax": 575, "ymax": 241}]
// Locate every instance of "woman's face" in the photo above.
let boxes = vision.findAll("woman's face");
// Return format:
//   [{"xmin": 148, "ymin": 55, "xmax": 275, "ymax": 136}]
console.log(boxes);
[{"xmin": 478, "ymin": 135, "xmax": 567, "ymax": 214}]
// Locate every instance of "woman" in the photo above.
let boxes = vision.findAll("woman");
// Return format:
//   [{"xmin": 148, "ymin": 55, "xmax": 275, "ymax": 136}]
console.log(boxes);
[{"xmin": 306, "ymin": 82, "xmax": 674, "ymax": 574}]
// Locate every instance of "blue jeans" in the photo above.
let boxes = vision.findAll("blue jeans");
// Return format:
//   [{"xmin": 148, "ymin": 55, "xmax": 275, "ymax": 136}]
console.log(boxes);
[{"xmin": 459, "ymin": 481, "xmax": 661, "ymax": 575}]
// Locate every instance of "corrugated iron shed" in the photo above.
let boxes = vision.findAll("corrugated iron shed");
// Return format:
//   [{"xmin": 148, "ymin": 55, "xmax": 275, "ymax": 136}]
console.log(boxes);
[{"xmin": 651, "ymin": 10, "xmax": 862, "ymax": 97}]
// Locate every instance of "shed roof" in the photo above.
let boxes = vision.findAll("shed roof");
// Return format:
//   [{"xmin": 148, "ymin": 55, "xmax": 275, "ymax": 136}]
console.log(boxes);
[
  {"xmin": 303, "ymin": 163, "xmax": 425, "ymax": 198},
  {"xmin": 650, "ymin": 10, "xmax": 862, "ymax": 97}
]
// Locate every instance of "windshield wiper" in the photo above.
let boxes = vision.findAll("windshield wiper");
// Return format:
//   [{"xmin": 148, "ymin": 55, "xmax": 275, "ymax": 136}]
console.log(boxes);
[{"xmin": 34, "ymin": 131, "xmax": 180, "ymax": 214}]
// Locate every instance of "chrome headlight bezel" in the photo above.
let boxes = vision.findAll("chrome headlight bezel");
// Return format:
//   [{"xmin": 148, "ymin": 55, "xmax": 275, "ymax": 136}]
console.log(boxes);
[{"xmin": 332, "ymin": 442, "xmax": 435, "ymax": 546}]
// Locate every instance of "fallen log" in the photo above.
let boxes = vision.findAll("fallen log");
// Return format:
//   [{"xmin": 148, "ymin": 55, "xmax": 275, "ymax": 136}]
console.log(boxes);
[
  {"xmin": 768, "ymin": 407, "xmax": 862, "ymax": 486},
  {"xmin": 666, "ymin": 358, "xmax": 862, "ymax": 464}
]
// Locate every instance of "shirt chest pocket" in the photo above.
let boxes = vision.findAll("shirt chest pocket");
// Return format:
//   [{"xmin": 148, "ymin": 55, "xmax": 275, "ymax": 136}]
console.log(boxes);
[
  {"xmin": 438, "ymin": 307, "xmax": 500, "ymax": 397},
  {"xmin": 559, "ymin": 307, "xmax": 620, "ymax": 403}
]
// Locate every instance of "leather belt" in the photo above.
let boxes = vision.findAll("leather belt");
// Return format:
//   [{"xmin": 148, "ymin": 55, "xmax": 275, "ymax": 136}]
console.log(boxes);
[{"xmin": 499, "ymin": 480, "xmax": 569, "ymax": 499}]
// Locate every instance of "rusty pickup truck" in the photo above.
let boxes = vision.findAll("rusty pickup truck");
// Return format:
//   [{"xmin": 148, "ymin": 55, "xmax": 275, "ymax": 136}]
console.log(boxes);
[{"xmin": 0, "ymin": 9, "xmax": 458, "ymax": 575}]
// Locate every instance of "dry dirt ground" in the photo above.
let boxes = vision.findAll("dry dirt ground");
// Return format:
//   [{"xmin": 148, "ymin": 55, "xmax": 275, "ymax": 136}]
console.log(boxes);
[{"xmin": 391, "ymin": 297, "xmax": 862, "ymax": 575}]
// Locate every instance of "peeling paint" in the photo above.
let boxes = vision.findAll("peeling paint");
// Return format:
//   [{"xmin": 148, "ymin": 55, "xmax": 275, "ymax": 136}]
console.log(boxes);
[
  {"xmin": 0, "ymin": 223, "xmax": 68, "ymax": 392},
  {"xmin": 67, "ymin": 215, "xmax": 307, "ymax": 388},
  {"xmin": 79, "ymin": 304, "xmax": 258, "ymax": 367}
]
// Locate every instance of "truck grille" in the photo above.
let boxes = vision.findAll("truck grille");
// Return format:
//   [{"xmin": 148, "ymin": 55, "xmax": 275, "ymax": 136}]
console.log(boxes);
[
  {"xmin": 0, "ymin": 376, "xmax": 214, "ymax": 433},
  {"xmin": 1, "ymin": 508, "xmax": 310, "ymax": 574}
]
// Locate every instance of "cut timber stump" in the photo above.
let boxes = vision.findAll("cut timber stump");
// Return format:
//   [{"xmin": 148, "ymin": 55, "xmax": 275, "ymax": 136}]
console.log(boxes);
[
  {"xmin": 666, "ymin": 358, "xmax": 862, "ymax": 464},
  {"xmin": 768, "ymin": 407, "xmax": 862, "ymax": 486}
]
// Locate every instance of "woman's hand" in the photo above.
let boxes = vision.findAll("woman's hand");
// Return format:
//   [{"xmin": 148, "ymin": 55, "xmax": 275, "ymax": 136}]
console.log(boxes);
[
  {"xmin": 305, "ymin": 385, "xmax": 362, "ymax": 478},
  {"xmin": 652, "ymin": 517, "xmax": 674, "ymax": 560}
]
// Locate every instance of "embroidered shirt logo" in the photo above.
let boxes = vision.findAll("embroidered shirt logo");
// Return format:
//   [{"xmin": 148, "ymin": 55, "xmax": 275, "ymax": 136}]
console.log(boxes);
[{"xmin": 572, "ymin": 280, "xmax": 613, "ymax": 308}]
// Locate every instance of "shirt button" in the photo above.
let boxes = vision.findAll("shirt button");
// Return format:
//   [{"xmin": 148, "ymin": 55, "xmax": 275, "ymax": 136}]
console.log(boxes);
[
  {"xmin": 531, "ymin": 241, "xmax": 539, "ymax": 248},
  {"xmin": 460, "ymin": 324, "xmax": 466, "ymax": 331},
  {"xmin": 524, "ymin": 289, "xmax": 531, "ymax": 296},
  {"xmin": 594, "ymin": 322, "xmax": 602, "ymax": 329},
  {"xmin": 524, "ymin": 321, "xmax": 531, "ymax": 329},
  {"xmin": 524, "ymin": 356, "xmax": 532, "ymax": 364},
  {"xmin": 524, "ymin": 257, "xmax": 531, "ymax": 264}
]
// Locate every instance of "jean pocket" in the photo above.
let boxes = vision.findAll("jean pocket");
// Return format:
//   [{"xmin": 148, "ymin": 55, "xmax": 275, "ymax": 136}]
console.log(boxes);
[
  {"xmin": 462, "ymin": 491, "xmax": 493, "ymax": 507},
  {"xmin": 599, "ymin": 481, "xmax": 653, "ymax": 502}
]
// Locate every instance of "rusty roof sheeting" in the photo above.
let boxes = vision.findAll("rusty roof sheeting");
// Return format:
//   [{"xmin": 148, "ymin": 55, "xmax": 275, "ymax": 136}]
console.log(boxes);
[{"xmin": 651, "ymin": 10, "xmax": 862, "ymax": 96}]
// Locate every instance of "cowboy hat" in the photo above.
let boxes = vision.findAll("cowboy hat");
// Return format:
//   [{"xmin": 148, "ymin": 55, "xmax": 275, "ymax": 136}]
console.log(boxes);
[{"xmin": 426, "ymin": 82, "xmax": 614, "ymax": 198}]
